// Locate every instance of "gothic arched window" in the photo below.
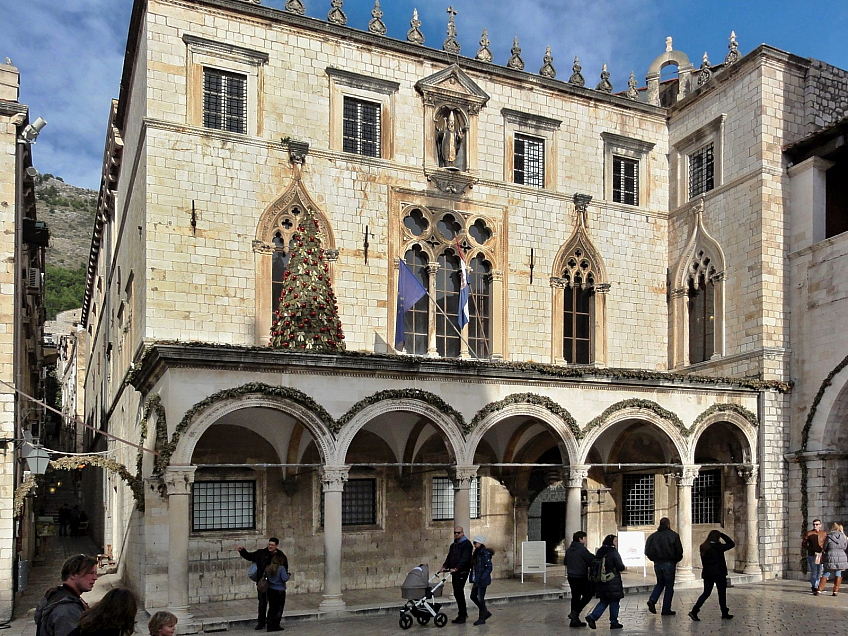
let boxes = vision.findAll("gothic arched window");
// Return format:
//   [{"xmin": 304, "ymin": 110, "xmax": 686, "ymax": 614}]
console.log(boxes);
[{"xmin": 403, "ymin": 246, "xmax": 430, "ymax": 356}]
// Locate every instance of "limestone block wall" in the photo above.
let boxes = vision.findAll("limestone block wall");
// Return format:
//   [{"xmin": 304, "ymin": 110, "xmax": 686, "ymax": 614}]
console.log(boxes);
[
  {"xmin": 760, "ymin": 391, "xmax": 791, "ymax": 575},
  {"xmin": 804, "ymin": 60, "xmax": 848, "ymax": 137}
]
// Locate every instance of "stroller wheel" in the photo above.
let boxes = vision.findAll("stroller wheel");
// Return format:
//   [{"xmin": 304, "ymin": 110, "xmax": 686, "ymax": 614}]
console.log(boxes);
[
  {"xmin": 434, "ymin": 613, "xmax": 448, "ymax": 628},
  {"xmin": 416, "ymin": 615, "xmax": 431, "ymax": 626},
  {"xmin": 400, "ymin": 614, "xmax": 413, "ymax": 630}
]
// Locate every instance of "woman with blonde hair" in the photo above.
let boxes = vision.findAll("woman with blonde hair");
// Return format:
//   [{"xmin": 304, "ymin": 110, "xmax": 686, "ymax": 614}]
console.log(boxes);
[
  {"xmin": 148, "ymin": 611, "xmax": 177, "ymax": 636},
  {"xmin": 818, "ymin": 522, "xmax": 848, "ymax": 596}
]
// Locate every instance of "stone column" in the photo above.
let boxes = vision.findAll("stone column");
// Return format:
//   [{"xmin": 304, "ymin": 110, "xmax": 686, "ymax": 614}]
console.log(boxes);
[
  {"xmin": 740, "ymin": 466, "xmax": 761, "ymax": 574},
  {"xmin": 451, "ymin": 466, "xmax": 478, "ymax": 536},
  {"xmin": 320, "ymin": 465, "xmax": 349, "ymax": 611},
  {"xmin": 676, "ymin": 466, "xmax": 699, "ymax": 581},
  {"xmin": 489, "ymin": 271, "xmax": 504, "ymax": 360},
  {"xmin": 164, "ymin": 466, "xmax": 197, "ymax": 622},
  {"xmin": 426, "ymin": 263, "xmax": 439, "ymax": 357},
  {"xmin": 563, "ymin": 465, "xmax": 588, "ymax": 589}
]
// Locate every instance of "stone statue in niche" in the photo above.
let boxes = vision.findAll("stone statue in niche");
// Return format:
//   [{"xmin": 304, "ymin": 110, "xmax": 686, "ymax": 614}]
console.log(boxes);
[{"xmin": 436, "ymin": 109, "xmax": 467, "ymax": 171}]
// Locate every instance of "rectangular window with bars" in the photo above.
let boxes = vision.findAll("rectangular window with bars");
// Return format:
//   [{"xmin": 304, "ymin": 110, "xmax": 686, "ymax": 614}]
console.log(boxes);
[
  {"xmin": 613, "ymin": 156, "xmax": 639, "ymax": 205},
  {"xmin": 432, "ymin": 477, "xmax": 481, "ymax": 521},
  {"xmin": 202, "ymin": 68, "xmax": 247, "ymax": 134},
  {"xmin": 343, "ymin": 97, "xmax": 381, "ymax": 158},
  {"xmin": 192, "ymin": 481, "xmax": 255, "ymax": 531},
  {"xmin": 321, "ymin": 478, "xmax": 377, "ymax": 526},
  {"xmin": 689, "ymin": 143, "xmax": 715, "ymax": 199},
  {"xmin": 692, "ymin": 469, "xmax": 722, "ymax": 524},
  {"xmin": 622, "ymin": 473, "xmax": 655, "ymax": 526},
  {"xmin": 514, "ymin": 134, "xmax": 545, "ymax": 187}
]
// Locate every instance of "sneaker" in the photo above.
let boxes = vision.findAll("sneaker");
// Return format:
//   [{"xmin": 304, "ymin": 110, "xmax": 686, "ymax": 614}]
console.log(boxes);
[
  {"xmin": 646, "ymin": 599, "xmax": 657, "ymax": 614},
  {"xmin": 610, "ymin": 623, "xmax": 623, "ymax": 630},
  {"xmin": 452, "ymin": 616, "xmax": 467, "ymax": 624},
  {"xmin": 661, "ymin": 611, "xmax": 676, "ymax": 616},
  {"xmin": 688, "ymin": 610, "xmax": 699, "ymax": 622},
  {"xmin": 585, "ymin": 615, "xmax": 596, "ymax": 630}
]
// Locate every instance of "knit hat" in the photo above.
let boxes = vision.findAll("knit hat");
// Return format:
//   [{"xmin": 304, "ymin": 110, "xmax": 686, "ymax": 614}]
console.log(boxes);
[{"xmin": 472, "ymin": 535, "xmax": 487, "ymax": 545}]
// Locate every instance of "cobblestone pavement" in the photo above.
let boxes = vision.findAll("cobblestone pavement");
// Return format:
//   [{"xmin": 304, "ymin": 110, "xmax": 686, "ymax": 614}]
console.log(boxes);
[{"xmin": 226, "ymin": 580, "xmax": 846, "ymax": 636}]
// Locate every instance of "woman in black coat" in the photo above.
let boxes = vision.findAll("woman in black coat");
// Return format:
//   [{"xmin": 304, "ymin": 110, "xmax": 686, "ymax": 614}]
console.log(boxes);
[
  {"xmin": 688, "ymin": 530, "xmax": 735, "ymax": 621},
  {"xmin": 585, "ymin": 535, "xmax": 626, "ymax": 630}
]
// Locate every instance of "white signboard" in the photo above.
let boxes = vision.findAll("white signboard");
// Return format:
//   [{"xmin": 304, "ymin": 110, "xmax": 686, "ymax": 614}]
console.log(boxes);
[
  {"xmin": 617, "ymin": 531, "xmax": 647, "ymax": 576},
  {"xmin": 521, "ymin": 541, "xmax": 547, "ymax": 583}
]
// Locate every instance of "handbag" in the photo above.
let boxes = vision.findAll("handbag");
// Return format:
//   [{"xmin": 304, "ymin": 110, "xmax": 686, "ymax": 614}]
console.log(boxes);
[{"xmin": 256, "ymin": 574, "xmax": 269, "ymax": 594}]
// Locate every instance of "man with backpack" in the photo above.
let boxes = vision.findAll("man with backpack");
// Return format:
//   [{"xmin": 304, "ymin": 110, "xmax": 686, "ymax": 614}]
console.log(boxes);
[
  {"xmin": 644, "ymin": 517, "xmax": 684, "ymax": 616},
  {"xmin": 34, "ymin": 554, "xmax": 98, "ymax": 636},
  {"xmin": 565, "ymin": 531, "xmax": 595, "ymax": 627},
  {"xmin": 237, "ymin": 537, "xmax": 282, "ymax": 630}
]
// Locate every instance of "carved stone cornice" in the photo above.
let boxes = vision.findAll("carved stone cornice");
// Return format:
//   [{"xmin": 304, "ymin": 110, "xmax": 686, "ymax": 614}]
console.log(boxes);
[
  {"xmin": 321, "ymin": 465, "xmax": 350, "ymax": 492},
  {"xmin": 164, "ymin": 467, "xmax": 197, "ymax": 496},
  {"xmin": 568, "ymin": 465, "xmax": 589, "ymax": 489},
  {"xmin": 426, "ymin": 168, "xmax": 478, "ymax": 195},
  {"xmin": 448, "ymin": 465, "xmax": 479, "ymax": 488}
]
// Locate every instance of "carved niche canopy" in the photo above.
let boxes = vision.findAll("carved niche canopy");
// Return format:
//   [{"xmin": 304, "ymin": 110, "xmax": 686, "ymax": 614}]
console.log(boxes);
[{"xmin": 415, "ymin": 63, "xmax": 490, "ymax": 114}]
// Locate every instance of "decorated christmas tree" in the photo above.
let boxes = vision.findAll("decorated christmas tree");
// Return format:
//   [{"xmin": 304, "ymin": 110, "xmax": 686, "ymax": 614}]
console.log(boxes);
[{"xmin": 269, "ymin": 209, "xmax": 346, "ymax": 351}]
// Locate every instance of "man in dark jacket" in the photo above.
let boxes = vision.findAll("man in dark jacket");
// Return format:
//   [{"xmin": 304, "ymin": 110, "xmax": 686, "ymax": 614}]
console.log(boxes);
[
  {"xmin": 439, "ymin": 526, "xmax": 473, "ymax": 623},
  {"xmin": 237, "ymin": 537, "xmax": 281, "ymax": 630},
  {"xmin": 644, "ymin": 517, "xmax": 684, "ymax": 615},
  {"xmin": 34, "ymin": 554, "xmax": 98, "ymax": 636},
  {"xmin": 565, "ymin": 531, "xmax": 595, "ymax": 627}
]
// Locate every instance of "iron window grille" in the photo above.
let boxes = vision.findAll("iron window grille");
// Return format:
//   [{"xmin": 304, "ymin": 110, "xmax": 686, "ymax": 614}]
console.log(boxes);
[
  {"xmin": 432, "ymin": 477, "xmax": 481, "ymax": 521},
  {"xmin": 688, "ymin": 143, "xmax": 714, "ymax": 199},
  {"xmin": 514, "ymin": 134, "xmax": 545, "ymax": 187},
  {"xmin": 692, "ymin": 469, "xmax": 722, "ymax": 524},
  {"xmin": 622, "ymin": 473, "xmax": 655, "ymax": 526},
  {"xmin": 202, "ymin": 68, "xmax": 247, "ymax": 134},
  {"xmin": 321, "ymin": 478, "xmax": 377, "ymax": 526},
  {"xmin": 192, "ymin": 480, "xmax": 255, "ymax": 531},
  {"xmin": 613, "ymin": 156, "xmax": 639, "ymax": 205},
  {"xmin": 343, "ymin": 97, "xmax": 381, "ymax": 158}
]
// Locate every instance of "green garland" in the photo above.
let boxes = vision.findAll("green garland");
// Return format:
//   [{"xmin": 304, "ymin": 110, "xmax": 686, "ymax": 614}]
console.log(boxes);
[
  {"xmin": 584, "ymin": 399, "xmax": 687, "ymax": 437},
  {"xmin": 468, "ymin": 393, "xmax": 579, "ymax": 438},
  {"xmin": 337, "ymin": 388, "xmax": 466, "ymax": 434},
  {"xmin": 691, "ymin": 403, "xmax": 759, "ymax": 430}
]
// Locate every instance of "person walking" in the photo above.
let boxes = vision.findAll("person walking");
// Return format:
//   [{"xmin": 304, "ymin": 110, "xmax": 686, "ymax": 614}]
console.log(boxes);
[
  {"xmin": 585, "ymin": 535, "xmax": 626, "ymax": 630},
  {"xmin": 71, "ymin": 588, "xmax": 137, "ymax": 636},
  {"xmin": 58, "ymin": 504, "xmax": 70, "ymax": 537},
  {"xmin": 147, "ymin": 611, "xmax": 178, "ymax": 636},
  {"xmin": 802, "ymin": 519, "xmax": 827, "ymax": 594},
  {"xmin": 817, "ymin": 522, "xmax": 848, "ymax": 596},
  {"xmin": 237, "ymin": 538, "xmax": 285, "ymax": 630},
  {"xmin": 469, "ymin": 535, "xmax": 493, "ymax": 625},
  {"xmin": 69, "ymin": 505, "xmax": 81, "ymax": 537},
  {"xmin": 644, "ymin": 516, "xmax": 684, "ymax": 615},
  {"xmin": 265, "ymin": 551, "xmax": 290, "ymax": 631},
  {"xmin": 35, "ymin": 554, "xmax": 99, "ymax": 636},
  {"xmin": 439, "ymin": 526, "xmax": 473, "ymax": 624},
  {"xmin": 688, "ymin": 530, "xmax": 735, "ymax": 621},
  {"xmin": 565, "ymin": 531, "xmax": 595, "ymax": 627}
]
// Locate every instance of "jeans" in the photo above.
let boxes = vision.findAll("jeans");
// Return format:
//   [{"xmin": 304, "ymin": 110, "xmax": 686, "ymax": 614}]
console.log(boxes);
[
  {"xmin": 257, "ymin": 590, "xmax": 269, "ymax": 625},
  {"xmin": 452, "ymin": 572, "xmax": 469, "ymax": 617},
  {"xmin": 470, "ymin": 585, "xmax": 488, "ymax": 616},
  {"xmin": 266, "ymin": 589, "xmax": 286, "ymax": 630},
  {"xmin": 588, "ymin": 599, "xmax": 620, "ymax": 624},
  {"xmin": 567, "ymin": 577, "xmax": 594, "ymax": 617},
  {"xmin": 808, "ymin": 556, "xmax": 828, "ymax": 589},
  {"xmin": 692, "ymin": 577, "xmax": 728, "ymax": 613},
  {"xmin": 649, "ymin": 561, "xmax": 677, "ymax": 613}
]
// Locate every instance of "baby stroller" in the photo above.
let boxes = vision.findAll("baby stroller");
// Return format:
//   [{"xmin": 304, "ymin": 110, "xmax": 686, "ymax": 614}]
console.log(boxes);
[{"xmin": 398, "ymin": 564, "xmax": 449, "ymax": 629}]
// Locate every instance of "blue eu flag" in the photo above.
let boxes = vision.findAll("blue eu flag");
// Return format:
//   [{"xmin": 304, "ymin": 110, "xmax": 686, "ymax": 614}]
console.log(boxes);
[{"xmin": 395, "ymin": 258, "xmax": 428, "ymax": 350}]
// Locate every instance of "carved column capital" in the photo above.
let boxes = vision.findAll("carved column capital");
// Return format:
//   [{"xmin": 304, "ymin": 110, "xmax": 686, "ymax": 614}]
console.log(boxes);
[
  {"xmin": 426, "ymin": 262, "xmax": 441, "ymax": 275},
  {"xmin": 489, "ymin": 269, "xmax": 504, "ymax": 283},
  {"xmin": 678, "ymin": 465, "xmax": 700, "ymax": 487},
  {"xmin": 253, "ymin": 240, "xmax": 275, "ymax": 255},
  {"xmin": 737, "ymin": 465, "xmax": 758, "ymax": 485},
  {"xmin": 670, "ymin": 287, "xmax": 688, "ymax": 299},
  {"xmin": 448, "ymin": 465, "xmax": 479, "ymax": 488},
  {"xmin": 324, "ymin": 248, "xmax": 340, "ymax": 262},
  {"xmin": 567, "ymin": 465, "xmax": 589, "ymax": 489},
  {"xmin": 321, "ymin": 465, "xmax": 350, "ymax": 493},
  {"xmin": 594, "ymin": 283, "xmax": 612, "ymax": 294},
  {"xmin": 164, "ymin": 467, "xmax": 197, "ymax": 496}
]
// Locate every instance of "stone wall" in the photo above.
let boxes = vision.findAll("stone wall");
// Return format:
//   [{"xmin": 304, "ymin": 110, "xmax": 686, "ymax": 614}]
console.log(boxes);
[{"xmin": 804, "ymin": 60, "xmax": 848, "ymax": 137}]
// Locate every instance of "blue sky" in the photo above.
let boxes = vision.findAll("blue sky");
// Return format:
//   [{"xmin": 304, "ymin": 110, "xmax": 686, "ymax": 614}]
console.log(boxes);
[{"xmin": 1, "ymin": 0, "xmax": 846, "ymax": 190}]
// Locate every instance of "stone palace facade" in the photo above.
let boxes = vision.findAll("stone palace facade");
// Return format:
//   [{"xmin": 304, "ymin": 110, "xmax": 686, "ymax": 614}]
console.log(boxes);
[{"xmin": 76, "ymin": 0, "xmax": 847, "ymax": 623}]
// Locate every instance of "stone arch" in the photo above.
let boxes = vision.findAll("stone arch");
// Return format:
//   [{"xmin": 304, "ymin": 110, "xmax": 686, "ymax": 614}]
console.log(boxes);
[
  {"xmin": 253, "ymin": 176, "xmax": 337, "ymax": 345},
  {"xmin": 466, "ymin": 398, "xmax": 579, "ymax": 465},
  {"xmin": 578, "ymin": 402, "xmax": 688, "ymax": 465},
  {"xmin": 670, "ymin": 199, "xmax": 727, "ymax": 367},
  {"xmin": 335, "ymin": 393, "xmax": 465, "ymax": 466},
  {"xmin": 168, "ymin": 389, "xmax": 336, "ymax": 467},
  {"xmin": 687, "ymin": 405, "xmax": 758, "ymax": 464},
  {"xmin": 646, "ymin": 43, "xmax": 695, "ymax": 106},
  {"xmin": 805, "ymin": 354, "xmax": 848, "ymax": 453}
]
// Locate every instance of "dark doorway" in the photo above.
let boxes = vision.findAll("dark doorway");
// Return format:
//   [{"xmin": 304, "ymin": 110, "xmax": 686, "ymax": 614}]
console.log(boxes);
[{"xmin": 541, "ymin": 501, "xmax": 566, "ymax": 563}]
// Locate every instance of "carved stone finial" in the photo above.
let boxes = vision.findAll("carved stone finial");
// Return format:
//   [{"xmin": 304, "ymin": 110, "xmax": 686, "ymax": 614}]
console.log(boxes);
[
  {"xmin": 569, "ymin": 56, "xmax": 585, "ymax": 87},
  {"xmin": 573, "ymin": 193, "xmax": 593, "ymax": 228},
  {"xmin": 698, "ymin": 52, "xmax": 712, "ymax": 86},
  {"xmin": 407, "ymin": 8, "xmax": 425, "ymax": 44},
  {"xmin": 725, "ymin": 30, "xmax": 739, "ymax": 66},
  {"xmin": 368, "ymin": 0, "xmax": 387, "ymax": 35},
  {"xmin": 476, "ymin": 29, "xmax": 493, "ymax": 62},
  {"xmin": 596, "ymin": 63, "xmax": 612, "ymax": 93},
  {"xmin": 443, "ymin": 6, "xmax": 461, "ymax": 54},
  {"xmin": 665, "ymin": 36, "xmax": 673, "ymax": 52},
  {"xmin": 327, "ymin": 0, "xmax": 347, "ymax": 26},
  {"xmin": 507, "ymin": 37, "xmax": 524, "ymax": 71},
  {"xmin": 539, "ymin": 45, "xmax": 556, "ymax": 78},
  {"xmin": 625, "ymin": 71, "xmax": 639, "ymax": 100},
  {"xmin": 285, "ymin": 0, "xmax": 305, "ymax": 15}
]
